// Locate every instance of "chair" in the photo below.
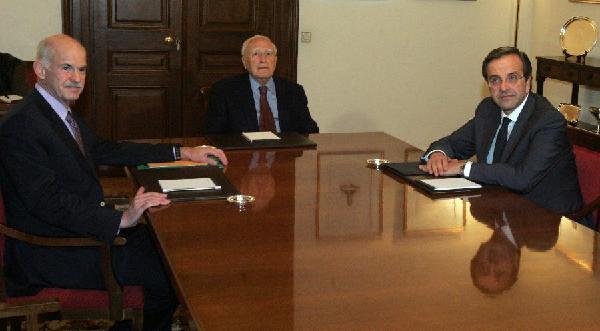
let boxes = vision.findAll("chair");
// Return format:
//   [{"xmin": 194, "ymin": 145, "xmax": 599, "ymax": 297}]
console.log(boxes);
[
  {"xmin": 0, "ymin": 193, "xmax": 144, "ymax": 330},
  {"xmin": 568, "ymin": 144, "xmax": 600, "ymax": 230}
]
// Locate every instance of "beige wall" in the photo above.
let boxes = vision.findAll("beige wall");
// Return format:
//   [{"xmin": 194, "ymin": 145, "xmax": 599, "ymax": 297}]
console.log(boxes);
[
  {"xmin": 2, "ymin": 0, "xmax": 600, "ymax": 148},
  {"xmin": 0, "ymin": 0, "xmax": 62, "ymax": 60},
  {"xmin": 298, "ymin": 0, "xmax": 518, "ymax": 149}
]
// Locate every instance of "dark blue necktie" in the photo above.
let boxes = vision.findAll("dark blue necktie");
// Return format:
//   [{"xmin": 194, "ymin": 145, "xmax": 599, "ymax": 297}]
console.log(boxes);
[{"xmin": 493, "ymin": 117, "xmax": 510, "ymax": 163}]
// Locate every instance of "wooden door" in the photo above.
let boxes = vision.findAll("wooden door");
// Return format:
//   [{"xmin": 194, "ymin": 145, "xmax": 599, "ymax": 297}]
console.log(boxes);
[{"xmin": 63, "ymin": 0, "xmax": 298, "ymax": 139}]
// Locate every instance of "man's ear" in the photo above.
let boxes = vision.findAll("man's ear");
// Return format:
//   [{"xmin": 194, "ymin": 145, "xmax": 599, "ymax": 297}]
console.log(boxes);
[
  {"xmin": 33, "ymin": 61, "xmax": 45, "ymax": 80},
  {"xmin": 241, "ymin": 57, "xmax": 248, "ymax": 70}
]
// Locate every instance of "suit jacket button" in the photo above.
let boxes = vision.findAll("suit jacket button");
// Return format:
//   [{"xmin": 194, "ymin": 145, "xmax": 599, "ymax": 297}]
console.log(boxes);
[{"xmin": 100, "ymin": 201, "xmax": 106, "ymax": 207}]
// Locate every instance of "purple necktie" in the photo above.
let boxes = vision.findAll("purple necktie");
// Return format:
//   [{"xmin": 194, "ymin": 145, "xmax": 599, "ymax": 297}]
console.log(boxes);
[{"xmin": 65, "ymin": 111, "xmax": 85, "ymax": 154}]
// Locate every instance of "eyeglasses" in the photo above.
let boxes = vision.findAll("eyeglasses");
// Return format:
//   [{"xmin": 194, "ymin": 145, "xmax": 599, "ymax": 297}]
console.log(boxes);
[
  {"xmin": 250, "ymin": 49, "xmax": 277, "ymax": 59},
  {"xmin": 487, "ymin": 73, "xmax": 525, "ymax": 88}
]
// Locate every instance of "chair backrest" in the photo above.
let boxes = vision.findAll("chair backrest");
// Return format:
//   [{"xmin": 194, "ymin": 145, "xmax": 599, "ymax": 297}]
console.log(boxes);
[
  {"xmin": 573, "ymin": 145, "xmax": 600, "ymax": 221},
  {"xmin": 200, "ymin": 85, "xmax": 211, "ymax": 111}
]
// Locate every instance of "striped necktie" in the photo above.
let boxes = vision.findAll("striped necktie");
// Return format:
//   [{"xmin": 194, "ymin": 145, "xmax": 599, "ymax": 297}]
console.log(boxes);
[{"xmin": 65, "ymin": 111, "xmax": 85, "ymax": 154}]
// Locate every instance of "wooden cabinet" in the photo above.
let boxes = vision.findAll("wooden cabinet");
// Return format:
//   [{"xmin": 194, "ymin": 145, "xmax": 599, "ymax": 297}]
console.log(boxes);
[{"xmin": 536, "ymin": 56, "xmax": 600, "ymax": 105}]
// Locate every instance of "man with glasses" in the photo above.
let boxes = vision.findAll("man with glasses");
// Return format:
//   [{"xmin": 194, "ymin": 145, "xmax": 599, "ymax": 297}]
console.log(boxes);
[
  {"xmin": 203, "ymin": 35, "xmax": 319, "ymax": 134},
  {"xmin": 420, "ymin": 46, "xmax": 584, "ymax": 217}
]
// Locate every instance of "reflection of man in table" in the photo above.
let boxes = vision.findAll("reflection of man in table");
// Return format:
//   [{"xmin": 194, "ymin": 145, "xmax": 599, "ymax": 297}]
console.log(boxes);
[
  {"xmin": 240, "ymin": 151, "xmax": 277, "ymax": 212},
  {"xmin": 228, "ymin": 150, "xmax": 303, "ymax": 213},
  {"xmin": 469, "ymin": 194, "xmax": 560, "ymax": 294},
  {"xmin": 420, "ymin": 47, "xmax": 583, "ymax": 217}
]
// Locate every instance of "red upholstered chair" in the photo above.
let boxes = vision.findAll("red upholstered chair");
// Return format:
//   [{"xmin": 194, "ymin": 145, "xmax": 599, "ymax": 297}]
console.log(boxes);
[
  {"xmin": 0, "ymin": 193, "xmax": 144, "ymax": 330},
  {"xmin": 569, "ymin": 145, "xmax": 600, "ymax": 229}
]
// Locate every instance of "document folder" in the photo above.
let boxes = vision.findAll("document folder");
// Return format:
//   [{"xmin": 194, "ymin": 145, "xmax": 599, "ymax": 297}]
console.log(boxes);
[
  {"xmin": 205, "ymin": 132, "xmax": 316, "ymax": 150},
  {"xmin": 381, "ymin": 162, "xmax": 427, "ymax": 176},
  {"xmin": 130, "ymin": 165, "xmax": 239, "ymax": 201}
]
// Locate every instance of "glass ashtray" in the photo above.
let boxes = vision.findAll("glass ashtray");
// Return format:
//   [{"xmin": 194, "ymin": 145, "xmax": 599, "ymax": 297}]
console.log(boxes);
[
  {"xmin": 227, "ymin": 194, "xmax": 255, "ymax": 206},
  {"xmin": 366, "ymin": 158, "xmax": 389, "ymax": 169}
]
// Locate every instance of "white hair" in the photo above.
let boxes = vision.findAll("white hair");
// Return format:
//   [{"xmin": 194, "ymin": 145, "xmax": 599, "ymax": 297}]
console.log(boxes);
[{"xmin": 241, "ymin": 35, "xmax": 278, "ymax": 56}]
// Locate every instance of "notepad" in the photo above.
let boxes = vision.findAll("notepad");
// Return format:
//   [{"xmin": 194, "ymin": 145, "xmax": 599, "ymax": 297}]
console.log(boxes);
[
  {"xmin": 159, "ymin": 178, "xmax": 221, "ymax": 192},
  {"xmin": 0, "ymin": 95, "xmax": 23, "ymax": 104},
  {"xmin": 419, "ymin": 178, "xmax": 482, "ymax": 191},
  {"xmin": 242, "ymin": 131, "xmax": 281, "ymax": 142}
]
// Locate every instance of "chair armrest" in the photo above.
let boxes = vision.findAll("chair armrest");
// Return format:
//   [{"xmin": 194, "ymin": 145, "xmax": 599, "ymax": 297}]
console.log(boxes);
[
  {"xmin": 0, "ymin": 223, "xmax": 130, "ymax": 321},
  {"xmin": 0, "ymin": 223, "xmax": 127, "ymax": 247}
]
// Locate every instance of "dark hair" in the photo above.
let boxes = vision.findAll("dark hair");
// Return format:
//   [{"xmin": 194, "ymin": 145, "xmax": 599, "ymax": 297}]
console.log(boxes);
[{"xmin": 481, "ymin": 46, "xmax": 532, "ymax": 80}]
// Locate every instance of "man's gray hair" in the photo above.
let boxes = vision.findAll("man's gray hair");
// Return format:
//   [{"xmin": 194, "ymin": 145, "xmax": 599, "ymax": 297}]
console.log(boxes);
[
  {"xmin": 241, "ymin": 35, "xmax": 278, "ymax": 56},
  {"xmin": 36, "ymin": 38, "xmax": 55, "ymax": 69}
]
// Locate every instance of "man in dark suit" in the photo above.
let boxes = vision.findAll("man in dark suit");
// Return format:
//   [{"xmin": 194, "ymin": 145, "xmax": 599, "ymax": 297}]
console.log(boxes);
[
  {"xmin": 0, "ymin": 34, "xmax": 228, "ymax": 330},
  {"xmin": 203, "ymin": 35, "xmax": 319, "ymax": 134},
  {"xmin": 420, "ymin": 47, "xmax": 583, "ymax": 216}
]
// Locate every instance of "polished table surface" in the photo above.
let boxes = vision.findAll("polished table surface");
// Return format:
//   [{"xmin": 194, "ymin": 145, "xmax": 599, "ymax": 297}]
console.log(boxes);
[{"xmin": 136, "ymin": 133, "xmax": 600, "ymax": 330}]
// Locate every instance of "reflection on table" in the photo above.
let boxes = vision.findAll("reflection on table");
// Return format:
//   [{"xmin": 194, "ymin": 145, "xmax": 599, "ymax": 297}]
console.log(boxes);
[{"xmin": 138, "ymin": 133, "xmax": 600, "ymax": 330}]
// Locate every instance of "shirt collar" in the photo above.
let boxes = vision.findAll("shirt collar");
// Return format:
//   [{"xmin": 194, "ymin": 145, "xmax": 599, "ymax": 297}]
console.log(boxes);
[
  {"xmin": 35, "ymin": 84, "xmax": 70, "ymax": 120},
  {"xmin": 248, "ymin": 75, "xmax": 275, "ymax": 94},
  {"xmin": 503, "ymin": 94, "xmax": 529, "ymax": 122}
]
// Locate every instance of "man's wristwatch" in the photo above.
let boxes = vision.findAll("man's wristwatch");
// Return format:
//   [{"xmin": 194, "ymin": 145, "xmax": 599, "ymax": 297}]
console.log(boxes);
[{"xmin": 174, "ymin": 143, "xmax": 183, "ymax": 160}]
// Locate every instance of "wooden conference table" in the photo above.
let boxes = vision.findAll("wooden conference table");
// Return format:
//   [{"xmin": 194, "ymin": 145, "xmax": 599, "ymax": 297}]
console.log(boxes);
[{"xmin": 130, "ymin": 132, "xmax": 600, "ymax": 330}]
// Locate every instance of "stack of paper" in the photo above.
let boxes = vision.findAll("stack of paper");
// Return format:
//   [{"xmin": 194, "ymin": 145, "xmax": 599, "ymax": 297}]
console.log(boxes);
[
  {"xmin": 242, "ymin": 131, "xmax": 281, "ymax": 142},
  {"xmin": 419, "ymin": 178, "xmax": 482, "ymax": 191},
  {"xmin": 159, "ymin": 178, "xmax": 221, "ymax": 192}
]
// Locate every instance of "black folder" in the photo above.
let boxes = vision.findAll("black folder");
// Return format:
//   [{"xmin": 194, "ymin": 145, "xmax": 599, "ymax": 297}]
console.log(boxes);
[
  {"xmin": 130, "ymin": 165, "xmax": 239, "ymax": 202},
  {"xmin": 205, "ymin": 132, "xmax": 316, "ymax": 150},
  {"xmin": 381, "ymin": 162, "xmax": 427, "ymax": 176},
  {"xmin": 381, "ymin": 162, "xmax": 484, "ymax": 197}
]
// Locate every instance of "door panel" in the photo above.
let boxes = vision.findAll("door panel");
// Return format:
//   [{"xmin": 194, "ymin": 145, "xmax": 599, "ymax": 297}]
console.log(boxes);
[{"xmin": 92, "ymin": 0, "xmax": 182, "ymax": 139}]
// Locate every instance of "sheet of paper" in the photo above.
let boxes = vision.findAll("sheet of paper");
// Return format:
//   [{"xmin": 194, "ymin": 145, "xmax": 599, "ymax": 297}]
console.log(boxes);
[
  {"xmin": 159, "ymin": 178, "xmax": 220, "ymax": 192},
  {"xmin": 242, "ymin": 131, "xmax": 281, "ymax": 142},
  {"xmin": 419, "ymin": 178, "xmax": 482, "ymax": 191},
  {"xmin": 147, "ymin": 160, "xmax": 206, "ymax": 168}
]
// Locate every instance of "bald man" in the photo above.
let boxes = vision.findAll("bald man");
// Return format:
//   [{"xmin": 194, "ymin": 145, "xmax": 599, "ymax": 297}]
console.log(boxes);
[{"xmin": 203, "ymin": 34, "xmax": 319, "ymax": 134}]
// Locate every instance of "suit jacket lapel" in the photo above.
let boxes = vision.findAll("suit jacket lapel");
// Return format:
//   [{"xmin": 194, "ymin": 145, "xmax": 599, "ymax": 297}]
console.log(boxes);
[
  {"xmin": 500, "ymin": 96, "xmax": 535, "ymax": 161},
  {"xmin": 239, "ymin": 74, "xmax": 259, "ymax": 131},
  {"xmin": 480, "ymin": 108, "xmax": 502, "ymax": 161},
  {"xmin": 274, "ymin": 77, "xmax": 289, "ymax": 132},
  {"xmin": 32, "ymin": 90, "xmax": 97, "ymax": 176}
]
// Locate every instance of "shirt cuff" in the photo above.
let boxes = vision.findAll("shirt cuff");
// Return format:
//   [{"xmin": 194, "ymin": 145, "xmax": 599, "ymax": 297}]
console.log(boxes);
[{"xmin": 463, "ymin": 161, "xmax": 473, "ymax": 177}]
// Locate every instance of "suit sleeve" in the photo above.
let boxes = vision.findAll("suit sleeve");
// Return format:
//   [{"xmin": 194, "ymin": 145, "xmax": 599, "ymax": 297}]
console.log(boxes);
[
  {"xmin": 78, "ymin": 119, "xmax": 175, "ymax": 166},
  {"xmin": 423, "ymin": 116, "xmax": 478, "ymax": 160},
  {"xmin": 0, "ymin": 115, "xmax": 121, "ymax": 242},
  {"xmin": 468, "ymin": 110, "xmax": 568, "ymax": 193},
  {"xmin": 292, "ymin": 85, "xmax": 319, "ymax": 134},
  {"xmin": 203, "ymin": 83, "xmax": 228, "ymax": 134}
]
